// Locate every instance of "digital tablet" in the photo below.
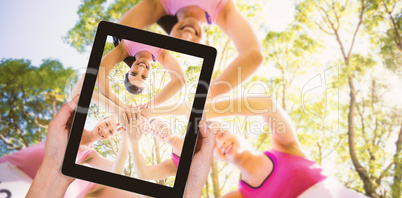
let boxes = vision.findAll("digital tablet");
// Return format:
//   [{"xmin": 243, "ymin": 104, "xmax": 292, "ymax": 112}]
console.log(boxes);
[{"xmin": 62, "ymin": 21, "xmax": 216, "ymax": 197}]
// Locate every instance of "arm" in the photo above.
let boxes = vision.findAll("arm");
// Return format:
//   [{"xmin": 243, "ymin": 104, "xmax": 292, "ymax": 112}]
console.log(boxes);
[
  {"xmin": 141, "ymin": 102, "xmax": 191, "ymax": 119},
  {"xmin": 126, "ymin": 109, "xmax": 178, "ymax": 180},
  {"xmin": 149, "ymin": 50, "xmax": 186, "ymax": 107},
  {"xmin": 222, "ymin": 191, "xmax": 243, "ymax": 198},
  {"xmin": 83, "ymin": 131, "xmax": 129, "ymax": 173},
  {"xmin": 119, "ymin": 0, "xmax": 166, "ymax": 29},
  {"xmin": 96, "ymin": 41, "xmax": 129, "ymax": 109},
  {"xmin": 212, "ymin": 1, "xmax": 263, "ymax": 98},
  {"xmin": 112, "ymin": 129, "xmax": 130, "ymax": 174},
  {"xmin": 130, "ymin": 140, "xmax": 177, "ymax": 180},
  {"xmin": 205, "ymin": 95, "xmax": 306, "ymax": 157},
  {"xmin": 183, "ymin": 121, "xmax": 216, "ymax": 198},
  {"xmin": 26, "ymin": 96, "xmax": 80, "ymax": 197}
]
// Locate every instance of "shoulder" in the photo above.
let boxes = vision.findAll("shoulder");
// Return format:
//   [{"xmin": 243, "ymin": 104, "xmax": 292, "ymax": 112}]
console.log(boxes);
[
  {"xmin": 222, "ymin": 190, "xmax": 243, "ymax": 198},
  {"xmin": 270, "ymin": 147, "xmax": 307, "ymax": 159},
  {"xmin": 216, "ymin": 0, "xmax": 236, "ymax": 24},
  {"xmin": 145, "ymin": 0, "xmax": 166, "ymax": 14},
  {"xmin": 82, "ymin": 149, "xmax": 98, "ymax": 163}
]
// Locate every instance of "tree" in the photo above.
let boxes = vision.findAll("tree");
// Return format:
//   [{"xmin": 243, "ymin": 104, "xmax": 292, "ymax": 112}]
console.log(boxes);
[
  {"xmin": 263, "ymin": 24, "xmax": 322, "ymax": 110},
  {"xmin": 0, "ymin": 58, "xmax": 75, "ymax": 154},
  {"xmin": 365, "ymin": 0, "xmax": 402, "ymax": 71},
  {"xmin": 297, "ymin": 0, "xmax": 401, "ymax": 197}
]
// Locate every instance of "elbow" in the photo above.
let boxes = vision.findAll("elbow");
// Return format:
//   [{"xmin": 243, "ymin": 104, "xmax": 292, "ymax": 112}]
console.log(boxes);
[
  {"xmin": 173, "ymin": 75, "xmax": 186, "ymax": 90},
  {"xmin": 248, "ymin": 48, "xmax": 263, "ymax": 68},
  {"xmin": 136, "ymin": 171, "xmax": 150, "ymax": 180},
  {"xmin": 240, "ymin": 48, "xmax": 263, "ymax": 70}
]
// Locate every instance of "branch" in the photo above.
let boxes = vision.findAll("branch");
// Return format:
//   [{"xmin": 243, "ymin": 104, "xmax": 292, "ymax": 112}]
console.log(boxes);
[
  {"xmin": 0, "ymin": 135, "xmax": 24, "ymax": 150},
  {"xmin": 346, "ymin": 0, "xmax": 366, "ymax": 59},
  {"xmin": 34, "ymin": 118, "xmax": 48, "ymax": 129},
  {"xmin": 375, "ymin": 161, "xmax": 393, "ymax": 186},
  {"xmin": 322, "ymin": 137, "xmax": 343, "ymax": 159}
]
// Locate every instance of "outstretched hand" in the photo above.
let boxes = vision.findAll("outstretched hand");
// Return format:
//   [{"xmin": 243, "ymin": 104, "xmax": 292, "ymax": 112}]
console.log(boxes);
[{"xmin": 124, "ymin": 106, "xmax": 147, "ymax": 143}]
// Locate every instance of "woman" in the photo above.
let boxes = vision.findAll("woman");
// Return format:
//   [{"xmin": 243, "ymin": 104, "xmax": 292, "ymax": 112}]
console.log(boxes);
[
  {"xmin": 0, "ymin": 73, "xmax": 129, "ymax": 197},
  {"xmin": 96, "ymin": 36, "xmax": 185, "ymax": 111},
  {"xmin": 118, "ymin": 0, "xmax": 263, "ymax": 99},
  {"xmin": 203, "ymin": 95, "xmax": 367, "ymax": 198},
  {"xmin": 26, "ymin": 98, "xmax": 215, "ymax": 198}
]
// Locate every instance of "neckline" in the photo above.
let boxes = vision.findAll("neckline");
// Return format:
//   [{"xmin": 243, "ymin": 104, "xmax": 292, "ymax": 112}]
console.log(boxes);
[{"xmin": 240, "ymin": 152, "xmax": 275, "ymax": 189}]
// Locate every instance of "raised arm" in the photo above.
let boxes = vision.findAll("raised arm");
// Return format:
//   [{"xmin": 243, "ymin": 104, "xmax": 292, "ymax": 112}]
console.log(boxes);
[
  {"xmin": 96, "ymin": 41, "xmax": 129, "ymax": 109},
  {"xmin": 148, "ymin": 50, "xmax": 185, "ymax": 107},
  {"xmin": 126, "ymin": 109, "xmax": 177, "ymax": 180},
  {"xmin": 205, "ymin": 95, "xmax": 305, "ymax": 157},
  {"xmin": 112, "ymin": 126, "xmax": 130, "ymax": 174},
  {"xmin": 141, "ymin": 102, "xmax": 191, "ymax": 119},
  {"xmin": 119, "ymin": 0, "xmax": 166, "ymax": 29},
  {"xmin": 213, "ymin": 1, "xmax": 263, "ymax": 98}
]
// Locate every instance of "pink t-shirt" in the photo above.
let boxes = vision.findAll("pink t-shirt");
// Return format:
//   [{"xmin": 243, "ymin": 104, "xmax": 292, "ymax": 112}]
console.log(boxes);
[
  {"xmin": 64, "ymin": 147, "xmax": 96, "ymax": 198},
  {"xmin": 123, "ymin": 40, "xmax": 164, "ymax": 62},
  {"xmin": 171, "ymin": 153, "xmax": 180, "ymax": 169},
  {"xmin": 239, "ymin": 149, "xmax": 327, "ymax": 198},
  {"xmin": 0, "ymin": 141, "xmax": 46, "ymax": 179},
  {"xmin": 159, "ymin": 0, "xmax": 230, "ymax": 24},
  {"xmin": 0, "ymin": 141, "xmax": 97, "ymax": 198}
]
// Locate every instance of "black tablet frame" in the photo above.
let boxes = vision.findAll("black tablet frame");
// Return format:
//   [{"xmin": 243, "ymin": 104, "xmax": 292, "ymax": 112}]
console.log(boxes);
[{"xmin": 62, "ymin": 21, "xmax": 216, "ymax": 198}]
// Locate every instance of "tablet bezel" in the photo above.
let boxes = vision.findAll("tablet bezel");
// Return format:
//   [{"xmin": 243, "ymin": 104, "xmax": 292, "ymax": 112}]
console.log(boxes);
[{"xmin": 62, "ymin": 21, "xmax": 216, "ymax": 198}]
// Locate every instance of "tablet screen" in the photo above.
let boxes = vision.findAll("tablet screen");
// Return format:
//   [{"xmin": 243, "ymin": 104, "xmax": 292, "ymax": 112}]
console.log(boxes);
[{"xmin": 77, "ymin": 35, "xmax": 203, "ymax": 188}]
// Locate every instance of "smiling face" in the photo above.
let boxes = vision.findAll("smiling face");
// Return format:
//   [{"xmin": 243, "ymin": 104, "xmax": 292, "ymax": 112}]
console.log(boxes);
[
  {"xmin": 92, "ymin": 116, "xmax": 118, "ymax": 141},
  {"xmin": 212, "ymin": 127, "xmax": 242, "ymax": 163},
  {"xmin": 127, "ymin": 51, "xmax": 152, "ymax": 88},
  {"xmin": 170, "ymin": 17, "xmax": 202, "ymax": 43}
]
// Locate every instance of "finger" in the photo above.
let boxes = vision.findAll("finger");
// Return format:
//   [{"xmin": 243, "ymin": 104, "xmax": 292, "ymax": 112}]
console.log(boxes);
[
  {"xmin": 124, "ymin": 113, "xmax": 129, "ymax": 126},
  {"xmin": 195, "ymin": 120, "xmax": 216, "ymax": 153},
  {"xmin": 131, "ymin": 107, "xmax": 139, "ymax": 122},
  {"xmin": 136, "ymin": 108, "xmax": 142, "ymax": 121},
  {"xmin": 52, "ymin": 94, "xmax": 80, "ymax": 126}
]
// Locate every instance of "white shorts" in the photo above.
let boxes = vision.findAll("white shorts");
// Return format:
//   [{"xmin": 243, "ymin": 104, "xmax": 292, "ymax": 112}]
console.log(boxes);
[{"xmin": 298, "ymin": 177, "xmax": 368, "ymax": 198}]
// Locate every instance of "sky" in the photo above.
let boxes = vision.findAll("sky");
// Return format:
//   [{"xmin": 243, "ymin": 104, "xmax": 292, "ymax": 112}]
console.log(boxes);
[{"xmin": 0, "ymin": 0, "xmax": 90, "ymax": 70}]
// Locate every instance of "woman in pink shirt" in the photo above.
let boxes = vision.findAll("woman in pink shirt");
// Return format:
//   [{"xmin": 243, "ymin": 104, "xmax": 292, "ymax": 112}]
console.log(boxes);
[
  {"xmin": 0, "ymin": 73, "xmax": 128, "ymax": 197},
  {"xmin": 203, "ymin": 95, "xmax": 366, "ymax": 198},
  {"xmin": 96, "ymin": 37, "xmax": 185, "ymax": 113},
  {"xmin": 119, "ymin": 0, "xmax": 263, "ymax": 99}
]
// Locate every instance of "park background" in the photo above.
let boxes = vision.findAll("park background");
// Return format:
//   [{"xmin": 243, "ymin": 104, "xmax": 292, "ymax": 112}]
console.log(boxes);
[{"xmin": 0, "ymin": 0, "xmax": 401, "ymax": 197}]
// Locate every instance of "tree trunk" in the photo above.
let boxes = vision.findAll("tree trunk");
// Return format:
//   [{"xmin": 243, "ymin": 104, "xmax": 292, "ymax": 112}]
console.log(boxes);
[
  {"xmin": 391, "ymin": 125, "xmax": 402, "ymax": 198},
  {"xmin": 210, "ymin": 159, "xmax": 221, "ymax": 197},
  {"xmin": 347, "ymin": 75, "xmax": 379, "ymax": 198}
]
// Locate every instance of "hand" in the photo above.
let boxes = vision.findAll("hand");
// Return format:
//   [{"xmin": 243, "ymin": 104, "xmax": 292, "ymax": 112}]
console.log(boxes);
[
  {"xmin": 117, "ymin": 107, "xmax": 129, "ymax": 127},
  {"xmin": 139, "ymin": 106, "xmax": 150, "ymax": 120},
  {"xmin": 124, "ymin": 107, "xmax": 147, "ymax": 143},
  {"xmin": 147, "ymin": 118, "xmax": 171, "ymax": 142},
  {"xmin": 183, "ymin": 120, "xmax": 216, "ymax": 198},
  {"xmin": 27, "ymin": 95, "xmax": 80, "ymax": 197},
  {"xmin": 138, "ymin": 101, "xmax": 150, "ymax": 109}
]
